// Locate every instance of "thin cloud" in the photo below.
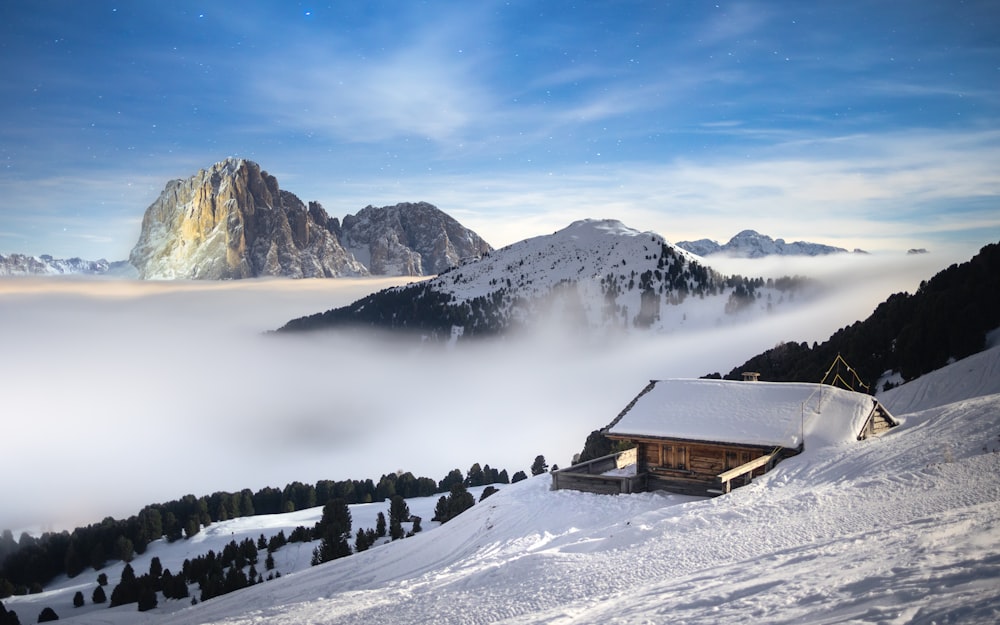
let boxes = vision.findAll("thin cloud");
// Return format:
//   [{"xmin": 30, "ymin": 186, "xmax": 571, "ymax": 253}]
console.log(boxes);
[{"xmin": 311, "ymin": 127, "xmax": 999, "ymax": 254}]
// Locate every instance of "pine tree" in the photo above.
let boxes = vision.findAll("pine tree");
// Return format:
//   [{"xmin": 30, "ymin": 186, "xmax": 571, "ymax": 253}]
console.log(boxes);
[
  {"xmin": 115, "ymin": 536, "xmax": 134, "ymax": 563},
  {"xmin": 465, "ymin": 463, "xmax": 485, "ymax": 487},
  {"xmin": 432, "ymin": 496, "xmax": 449, "ymax": 523},
  {"xmin": 437, "ymin": 469, "xmax": 464, "ymax": 493},
  {"xmin": 388, "ymin": 496, "xmax": 410, "ymax": 541},
  {"xmin": 92, "ymin": 585, "xmax": 106, "ymax": 604},
  {"xmin": 137, "ymin": 580, "xmax": 158, "ymax": 612},
  {"xmin": 73, "ymin": 590, "xmax": 84, "ymax": 607},
  {"xmin": 447, "ymin": 484, "xmax": 475, "ymax": 520},
  {"xmin": 149, "ymin": 556, "xmax": 162, "ymax": 580},
  {"xmin": 531, "ymin": 455, "xmax": 548, "ymax": 476},
  {"xmin": 311, "ymin": 499, "xmax": 352, "ymax": 565}
]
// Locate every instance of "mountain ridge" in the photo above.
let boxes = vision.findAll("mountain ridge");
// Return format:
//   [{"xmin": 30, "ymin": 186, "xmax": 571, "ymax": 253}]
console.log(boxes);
[
  {"xmin": 128, "ymin": 158, "xmax": 491, "ymax": 280},
  {"xmin": 278, "ymin": 218, "xmax": 817, "ymax": 339},
  {"xmin": 676, "ymin": 229, "xmax": 853, "ymax": 257},
  {"xmin": 0, "ymin": 253, "xmax": 133, "ymax": 277}
]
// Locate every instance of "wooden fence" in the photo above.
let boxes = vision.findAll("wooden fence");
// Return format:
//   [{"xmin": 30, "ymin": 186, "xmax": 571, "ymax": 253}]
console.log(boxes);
[{"xmin": 551, "ymin": 448, "xmax": 646, "ymax": 495}]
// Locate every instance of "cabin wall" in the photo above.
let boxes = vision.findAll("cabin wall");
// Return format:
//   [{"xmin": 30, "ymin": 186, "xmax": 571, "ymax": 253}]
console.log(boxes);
[{"xmin": 629, "ymin": 438, "xmax": 772, "ymax": 483}]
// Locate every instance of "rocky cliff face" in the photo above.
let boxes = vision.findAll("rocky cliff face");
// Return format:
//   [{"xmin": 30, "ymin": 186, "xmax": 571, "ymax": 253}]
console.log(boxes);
[
  {"xmin": 129, "ymin": 159, "xmax": 367, "ymax": 279},
  {"xmin": 340, "ymin": 202, "xmax": 493, "ymax": 276},
  {"xmin": 129, "ymin": 160, "xmax": 491, "ymax": 279}
]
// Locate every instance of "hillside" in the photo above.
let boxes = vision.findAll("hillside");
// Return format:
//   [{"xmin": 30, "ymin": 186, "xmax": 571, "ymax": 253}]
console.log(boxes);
[
  {"xmin": 5, "ymin": 345, "xmax": 999, "ymax": 624},
  {"xmin": 278, "ymin": 219, "xmax": 817, "ymax": 339},
  {"xmin": 720, "ymin": 241, "xmax": 1000, "ymax": 387}
]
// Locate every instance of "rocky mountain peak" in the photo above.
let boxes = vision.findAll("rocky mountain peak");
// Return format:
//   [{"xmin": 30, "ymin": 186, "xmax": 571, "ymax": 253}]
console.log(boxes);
[
  {"xmin": 128, "ymin": 160, "xmax": 490, "ymax": 280},
  {"xmin": 339, "ymin": 201, "xmax": 493, "ymax": 276},
  {"xmin": 129, "ymin": 158, "xmax": 367, "ymax": 279}
]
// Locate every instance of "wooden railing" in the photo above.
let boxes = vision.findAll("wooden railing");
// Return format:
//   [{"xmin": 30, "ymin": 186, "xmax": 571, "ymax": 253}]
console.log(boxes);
[
  {"xmin": 551, "ymin": 448, "xmax": 644, "ymax": 495},
  {"xmin": 715, "ymin": 450, "xmax": 780, "ymax": 494}
]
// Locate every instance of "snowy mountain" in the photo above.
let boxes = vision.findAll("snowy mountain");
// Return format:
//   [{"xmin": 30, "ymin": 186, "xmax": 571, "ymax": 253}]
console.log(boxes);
[
  {"xmin": 279, "ymin": 219, "xmax": 818, "ymax": 338},
  {"xmin": 7, "ymin": 343, "xmax": 999, "ymax": 624},
  {"xmin": 128, "ymin": 159, "xmax": 489, "ymax": 279},
  {"xmin": 676, "ymin": 229, "xmax": 850, "ymax": 258},
  {"xmin": 0, "ymin": 253, "xmax": 133, "ymax": 277}
]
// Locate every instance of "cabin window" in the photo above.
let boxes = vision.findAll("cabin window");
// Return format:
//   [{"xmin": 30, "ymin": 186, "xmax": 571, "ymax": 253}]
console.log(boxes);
[{"xmin": 676, "ymin": 446, "xmax": 686, "ymax": 470}]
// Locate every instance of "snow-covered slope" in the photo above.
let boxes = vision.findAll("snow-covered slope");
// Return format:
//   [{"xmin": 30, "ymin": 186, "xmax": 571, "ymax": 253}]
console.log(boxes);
[
  {"xmin": 281, "ymin": 219, "xmax": 820, "ymax": 337},
  {"xmin": 8, "ymin": 347, "xmax": 1000, "ymax": 624},
  {"xmin": 878, "ymin": 341, "xmax": 1000, "ymax": 414}
]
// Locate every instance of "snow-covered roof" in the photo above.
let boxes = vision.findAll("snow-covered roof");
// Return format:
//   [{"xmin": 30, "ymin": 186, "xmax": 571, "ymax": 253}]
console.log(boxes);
[{"xmin": 604, "ymin": 379, "xmax": 881, "ymax": 449}]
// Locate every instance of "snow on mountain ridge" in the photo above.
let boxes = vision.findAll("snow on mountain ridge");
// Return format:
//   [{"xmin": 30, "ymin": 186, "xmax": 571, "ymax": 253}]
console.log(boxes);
[
  {"xmin": 429, "ymin": 219, "xmax": 811, "ymax": 333},
  {"xmin": 677, "ymin": 229, "xmax": 850, "ymax": 258},
  {"xmin": 0, "ymin": 252, "xmax": 133, "ymax": 277},
  {"xmin": 279, "ymin": 217, "xmax": 822, "ymax": 337}
]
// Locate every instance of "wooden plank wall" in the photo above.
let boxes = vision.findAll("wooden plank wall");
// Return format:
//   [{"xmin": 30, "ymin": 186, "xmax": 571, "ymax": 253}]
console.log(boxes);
[{"xmin": 635, "ymin": 439, "xmax": 769, "ymax": 482}]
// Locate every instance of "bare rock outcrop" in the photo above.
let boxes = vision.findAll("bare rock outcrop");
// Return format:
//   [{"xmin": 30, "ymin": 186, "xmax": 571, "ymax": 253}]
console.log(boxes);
[
  {"xmin": 340, "ymin": 202, "xmax": 493, "ymax": 276},
  {"xmin": 129, "ymin": 159, "xmax": 367, "ymax": 279}
]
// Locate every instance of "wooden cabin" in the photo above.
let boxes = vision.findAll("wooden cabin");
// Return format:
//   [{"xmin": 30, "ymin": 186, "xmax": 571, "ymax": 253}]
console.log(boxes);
[{"xmin": 552, "ymin": 378, "xmax": 897, "ymax": 497}]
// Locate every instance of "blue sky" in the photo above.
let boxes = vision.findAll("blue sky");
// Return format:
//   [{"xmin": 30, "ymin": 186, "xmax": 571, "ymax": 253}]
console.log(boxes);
[{"xmin": 1, "ymin": 0, "xmax": 998, "ymax": 260}]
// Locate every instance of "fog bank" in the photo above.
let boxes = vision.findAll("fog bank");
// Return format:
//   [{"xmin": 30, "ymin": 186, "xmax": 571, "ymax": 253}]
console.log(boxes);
[{"xmin": 0, "ymin": 252, "xmax": 955, "ymax": 532}]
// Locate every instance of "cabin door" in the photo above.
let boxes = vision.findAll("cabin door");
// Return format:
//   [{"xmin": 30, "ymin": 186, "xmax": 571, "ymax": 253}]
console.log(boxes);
[{"xmin": 660, "ymin": 445, "xmax": 688, "ymax": 470}]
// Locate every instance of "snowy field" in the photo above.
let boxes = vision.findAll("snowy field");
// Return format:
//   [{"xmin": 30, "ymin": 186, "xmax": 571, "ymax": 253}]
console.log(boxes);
[{"xmin": 7, "ymin": 343, "xmax": 1000, "ymax": 624}]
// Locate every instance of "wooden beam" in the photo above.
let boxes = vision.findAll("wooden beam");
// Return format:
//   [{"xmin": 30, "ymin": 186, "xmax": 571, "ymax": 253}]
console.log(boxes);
[{"xmin": 716, "ymin": 449, "xmax": 781, "ymax": 487}]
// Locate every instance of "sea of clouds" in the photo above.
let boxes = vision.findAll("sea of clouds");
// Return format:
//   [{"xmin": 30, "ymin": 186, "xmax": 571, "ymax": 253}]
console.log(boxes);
[{"xmin": 0, "ymin": 251, "xmax": 956, "ymax": 533}]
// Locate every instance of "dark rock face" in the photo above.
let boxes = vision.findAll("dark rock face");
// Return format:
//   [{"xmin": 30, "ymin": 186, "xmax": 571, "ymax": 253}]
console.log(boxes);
[
  {"xmin": 129, "ymin": 159, "xmax": 367, "ymax": 279},
  {"xmin": 340, "ymin": 202, "xmax": 494, "ymax": 276}
]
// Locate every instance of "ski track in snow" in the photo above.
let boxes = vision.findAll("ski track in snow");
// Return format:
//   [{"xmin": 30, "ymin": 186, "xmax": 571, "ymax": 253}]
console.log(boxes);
[{"xmin": 8, "ymin": 347, "xmax": 1000, "ymax": 625}]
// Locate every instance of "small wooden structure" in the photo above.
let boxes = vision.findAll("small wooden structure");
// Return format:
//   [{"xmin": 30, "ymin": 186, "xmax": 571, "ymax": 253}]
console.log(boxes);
[{"xmin": 553, "ymin": 376, "xmax": 897, "ymax": 497}]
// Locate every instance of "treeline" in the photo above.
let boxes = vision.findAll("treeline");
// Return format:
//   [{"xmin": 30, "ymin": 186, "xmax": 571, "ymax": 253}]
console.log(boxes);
[
  {"xmin": 714, "ymin": 241, "xmax": 1000, "ymax": 387},
  {"xmin": 1, "ymin": 462, "xmax": 522, "ymax": 597},
  {"xmin": 277, "ymin": 281, "xmax": 469, "ymax": 338}
]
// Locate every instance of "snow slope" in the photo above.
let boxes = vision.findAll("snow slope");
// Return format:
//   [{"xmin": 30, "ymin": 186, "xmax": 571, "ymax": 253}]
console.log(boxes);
[
  {"xmin": 8, "ymin": 347, "xmax": 999, "ymax": 624},
  {"xmin": 878, "ymin": 342, "xmax": 1000, "ymax": 415},
  {"xmin": 292, "ymin": 218, "xmax": 824, "ymax": 337}
]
